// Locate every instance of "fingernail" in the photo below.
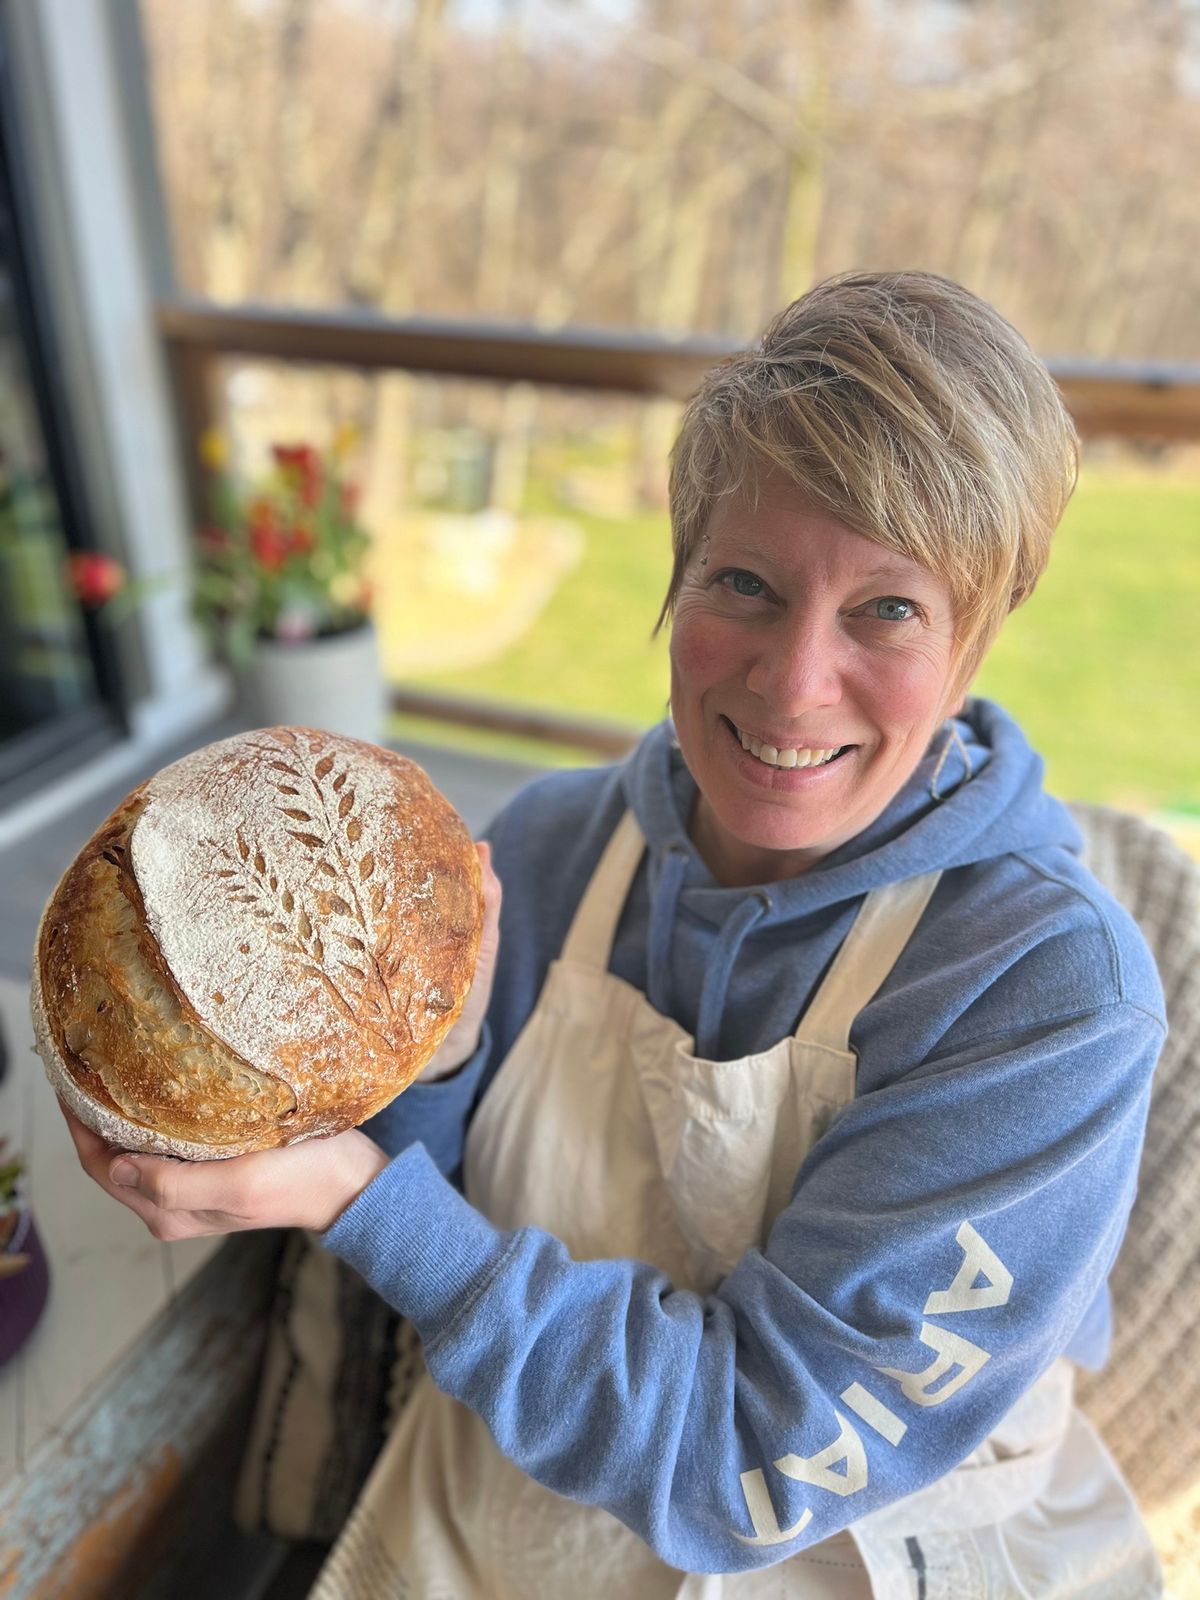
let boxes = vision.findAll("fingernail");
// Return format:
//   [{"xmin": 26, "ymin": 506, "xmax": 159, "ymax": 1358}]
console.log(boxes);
[{"xmin": 110, "ymin": 1159, "xmax": 139, "ymax": 1188}]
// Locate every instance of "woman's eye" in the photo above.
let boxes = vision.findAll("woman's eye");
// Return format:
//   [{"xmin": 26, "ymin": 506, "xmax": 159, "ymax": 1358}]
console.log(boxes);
[
  {"xmin": 720, "ymin": 570, "xmax": 766, "ymax": 598},
  {"xmin": 873, "ymin": 596, "xmax": 916, "ymax": 622}
]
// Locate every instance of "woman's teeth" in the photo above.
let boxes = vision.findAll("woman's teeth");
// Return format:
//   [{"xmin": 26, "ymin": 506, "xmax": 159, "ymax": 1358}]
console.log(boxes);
[{"xmin": 738, "ymin": 729, "xmax": 842, "ymax": 768}]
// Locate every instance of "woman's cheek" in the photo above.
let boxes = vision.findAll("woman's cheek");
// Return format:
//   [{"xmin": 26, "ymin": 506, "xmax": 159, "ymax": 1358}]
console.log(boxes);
[
  {"xmin": 886, "ymin": 638, "xmax": 959, "ymax": 719},
  {"xmin": 669, "ymin": 607, "xmax": 734, "ymax": 690}
]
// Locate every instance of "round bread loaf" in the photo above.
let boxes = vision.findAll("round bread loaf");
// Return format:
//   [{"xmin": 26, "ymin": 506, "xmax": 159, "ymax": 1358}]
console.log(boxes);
[{"xmin": 31, "ymin": 726, "xmax": 483, "ymax": 1159}]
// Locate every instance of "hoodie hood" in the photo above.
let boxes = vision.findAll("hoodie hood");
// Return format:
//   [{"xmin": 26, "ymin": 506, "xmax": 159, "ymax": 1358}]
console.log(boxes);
[{"xmin": 621, "ymin": 698, "xmax": 1083, "ymax": 1054}]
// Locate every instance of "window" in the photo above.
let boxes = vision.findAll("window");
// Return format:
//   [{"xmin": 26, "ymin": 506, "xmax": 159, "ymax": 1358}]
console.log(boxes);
[{"xmin": 0, "ymin": 18, "xmax": 122, "ymax": 802}]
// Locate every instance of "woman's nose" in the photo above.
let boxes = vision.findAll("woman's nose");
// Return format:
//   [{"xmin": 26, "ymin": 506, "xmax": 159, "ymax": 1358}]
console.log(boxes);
[{"xmin": 744, "ymin": 617, "xmax": 842, "ymax": 712}]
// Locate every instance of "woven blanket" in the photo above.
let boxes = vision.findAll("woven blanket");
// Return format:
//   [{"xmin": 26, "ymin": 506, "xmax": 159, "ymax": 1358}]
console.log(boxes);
[{"xmin": 1070, "ymin": 803, "xmax": 1200, "ymax": 1593}]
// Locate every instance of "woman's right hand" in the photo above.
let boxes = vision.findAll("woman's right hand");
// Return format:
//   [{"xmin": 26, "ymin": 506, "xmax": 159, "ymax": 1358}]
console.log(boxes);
[{"xmin": 418, "ymin": 841, "xmax": 502, "ymax": 1081}]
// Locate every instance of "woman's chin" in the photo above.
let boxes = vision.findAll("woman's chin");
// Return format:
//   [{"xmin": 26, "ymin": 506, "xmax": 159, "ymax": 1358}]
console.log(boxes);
[{"xmin": 691, "ymin": 784, "xmax": 858, "ymax": 882}]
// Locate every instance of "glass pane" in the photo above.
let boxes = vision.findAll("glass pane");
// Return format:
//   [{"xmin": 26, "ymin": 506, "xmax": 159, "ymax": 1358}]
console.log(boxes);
[
  {"xmin": 0, "ymin": 268, "xmax": 100, "ymax": 749},
  {"xmin": 141, "ymin": 0, "xmax": 1200, "ymax": 359}
]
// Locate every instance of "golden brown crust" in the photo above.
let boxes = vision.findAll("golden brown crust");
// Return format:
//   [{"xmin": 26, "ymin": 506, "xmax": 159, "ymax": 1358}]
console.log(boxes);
[{"xmin": 32, "ymin": 728, "xmax": 483, "ymax": 1157}]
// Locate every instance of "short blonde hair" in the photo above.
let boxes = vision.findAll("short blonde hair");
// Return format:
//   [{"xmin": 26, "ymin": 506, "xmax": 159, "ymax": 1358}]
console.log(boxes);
[{"xmin": 659, "ymin": 270, "xmax": 1078, "ymax": 680}]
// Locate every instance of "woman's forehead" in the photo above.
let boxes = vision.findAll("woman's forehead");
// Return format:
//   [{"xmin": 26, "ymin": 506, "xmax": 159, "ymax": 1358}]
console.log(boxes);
[{"xmin": 702, "ymin": 497, "xmax": 938, "ymax": 587}]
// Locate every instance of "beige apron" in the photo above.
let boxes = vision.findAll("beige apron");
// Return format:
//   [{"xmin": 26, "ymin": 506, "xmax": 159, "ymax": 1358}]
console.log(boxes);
[{"xmin": 312, "ymin": 811, "xmax": 1161, "ymax": 1600}]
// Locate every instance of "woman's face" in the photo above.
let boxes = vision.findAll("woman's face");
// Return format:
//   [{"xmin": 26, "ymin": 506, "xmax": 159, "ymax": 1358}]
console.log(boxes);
[{"xmin": 669, "ymin": 479, "xmax": 963, "ymax": 886}]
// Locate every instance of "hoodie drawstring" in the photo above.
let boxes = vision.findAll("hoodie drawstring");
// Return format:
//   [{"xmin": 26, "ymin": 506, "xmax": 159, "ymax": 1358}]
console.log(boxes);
[
  {"xmin": 647, "ymin": 844, "xmax": 689, "ymax": 1016},
  {"xmin": 647, "ymin": 843, "xmax": 769, "ymax": 1058},
  {"xmin": 694, "ymin": 891, "xmax": 770, "ymax": 1059}
]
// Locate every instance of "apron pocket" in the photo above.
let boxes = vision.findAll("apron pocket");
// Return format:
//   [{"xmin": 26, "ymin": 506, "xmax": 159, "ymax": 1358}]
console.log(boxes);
[{"xmin": 638, "ymin": 1037, "xmax": 857, "ymax": 1294}]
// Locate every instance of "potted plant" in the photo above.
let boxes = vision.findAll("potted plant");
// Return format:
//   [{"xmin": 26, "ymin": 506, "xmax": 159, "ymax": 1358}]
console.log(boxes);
[
  {"xmin": 67, "ymin": 433, "xmax": 387, "ymax": 745},
  {"xmin": 0, "ymin": 1140, "xmax": 50, "ymax": 1366},
  {"xmin": 194, "ymin": 433, "xmax": 386, "ymax": 742}
]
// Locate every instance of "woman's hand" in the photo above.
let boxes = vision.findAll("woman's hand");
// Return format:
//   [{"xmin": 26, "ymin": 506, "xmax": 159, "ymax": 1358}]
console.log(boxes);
[
  {"xmin": 59, "ymin": 1099, "xmax": 390, "ymax": 1240},
  {"xmin": 418, "ymin": 840, "xmax": 503, "ymax": 1082}
]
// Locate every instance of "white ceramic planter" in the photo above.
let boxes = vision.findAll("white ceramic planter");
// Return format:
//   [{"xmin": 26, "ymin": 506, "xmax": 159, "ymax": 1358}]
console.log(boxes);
[{"xmin": 238, "ymin": 623, "xmax": 388, "ymax": 746}]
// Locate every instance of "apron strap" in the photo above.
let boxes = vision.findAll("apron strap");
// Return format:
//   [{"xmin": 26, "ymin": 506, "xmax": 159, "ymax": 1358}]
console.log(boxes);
[
  {"xmin": 560, "ymin": 810, "xmax": 646, "ymax": 968},
  {"xmin": 796, "ymin": 871, "xmax": 943, "ymax": 1053}
]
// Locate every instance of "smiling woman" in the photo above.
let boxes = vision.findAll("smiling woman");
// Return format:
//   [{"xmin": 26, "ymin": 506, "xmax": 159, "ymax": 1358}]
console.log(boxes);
[
  {"xmin": 653, "ymin": 272, "xmax": 1077, "ymax": 891},
  {"xmin": 669, "ymin": 495, "xmax": 963, "ymax": 883},
  {"xmin": 67, "ymin": 272, "xmax": 1166, "ymax": 1600}
]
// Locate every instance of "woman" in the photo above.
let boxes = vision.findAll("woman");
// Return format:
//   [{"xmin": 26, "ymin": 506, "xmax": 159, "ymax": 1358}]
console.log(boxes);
[{"xmin": 66, "ymin": 272, "xmax": 1165, "ymax": 1597}]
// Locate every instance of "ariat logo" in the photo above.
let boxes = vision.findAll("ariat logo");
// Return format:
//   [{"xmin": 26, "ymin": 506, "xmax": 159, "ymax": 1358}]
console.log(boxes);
[{"xmin": 735, "ymin": 1221, "xmax": 1011, "ymax": 1545}]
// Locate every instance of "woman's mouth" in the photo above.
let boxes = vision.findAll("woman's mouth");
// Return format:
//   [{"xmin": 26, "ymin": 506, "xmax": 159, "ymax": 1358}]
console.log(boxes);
[{"xmin": 721, "ymin": 716, "xmax": 853, "ymax": 770}]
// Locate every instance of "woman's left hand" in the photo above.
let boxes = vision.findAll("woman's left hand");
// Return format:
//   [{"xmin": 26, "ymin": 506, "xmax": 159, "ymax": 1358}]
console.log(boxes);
[{"xmin": 58, "ymin": 1099, "xmax": 390, "ymax": 1240}]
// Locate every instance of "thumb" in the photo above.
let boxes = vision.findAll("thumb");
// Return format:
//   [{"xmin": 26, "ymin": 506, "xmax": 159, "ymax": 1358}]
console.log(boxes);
[{"xmin": 108, "ymin": 1148, "xmax": 258, "ymax": 1215}]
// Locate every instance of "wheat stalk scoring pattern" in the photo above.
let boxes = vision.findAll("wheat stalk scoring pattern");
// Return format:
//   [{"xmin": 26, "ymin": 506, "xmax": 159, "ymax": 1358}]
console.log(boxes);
[{"xmin": 204, "ymin": 730, "xmax": 414, "ymax": 1052}]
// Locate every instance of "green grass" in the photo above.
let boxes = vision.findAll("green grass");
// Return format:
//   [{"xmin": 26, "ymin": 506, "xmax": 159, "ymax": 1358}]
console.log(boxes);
[
  {"xmin": 975, "ymin": 472, "xmax": 1199, "ymax": 811},
  {"xmin": 387, "ymin": 465, "xmax": 1200, "ymax": 811},
  {"xmin": 395, "ymin": 504, "xmax": 673, "ymax": 725}
]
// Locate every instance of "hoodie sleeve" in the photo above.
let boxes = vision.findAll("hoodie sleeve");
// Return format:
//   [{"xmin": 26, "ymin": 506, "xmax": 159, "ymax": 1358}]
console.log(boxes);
[{"xmin": 324, "ymin": 977, "xmax": 1161, "ymax": 1575}]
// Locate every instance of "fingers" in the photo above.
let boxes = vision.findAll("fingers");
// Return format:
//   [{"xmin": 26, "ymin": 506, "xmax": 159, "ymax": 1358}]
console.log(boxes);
[
  {"xmin": 57, "ymin": 1097, "xmax": 126, "ymax": 1186},
  {"xmin": 106, "ymin": 1149, "xmax": 271, "ymax": 1241},
  {"xmin": 57, "ymin": 1095, "xmax": 109, "ymax": 1154},
  {"xmin": 102, "ymin": 1131, "xmax": 388, "ymax": 1236},
  {"xmin": 58, "ymin": 1094, "xmax": 240, "ymax": 1238},
  {"xmin": 99, "ymin": 1170, "xmax": 191, "ymax": 1239},
  {"xmin": 109, "ymin": 1148, "xmax": 260, "ymax": 1220},
  {"xmin": 57, "ymin": 1089, "xmax": 386, "ymax": 1236},
  {"xmin": 56, "ymin": 1097, "xmax": 194, "ymax": 1237}
]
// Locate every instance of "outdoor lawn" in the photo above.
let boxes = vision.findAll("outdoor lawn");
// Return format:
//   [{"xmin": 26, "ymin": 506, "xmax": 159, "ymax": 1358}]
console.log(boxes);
[{"xmin": 381, "ymin": 463, "xmax": 1199, "ymax": 823}]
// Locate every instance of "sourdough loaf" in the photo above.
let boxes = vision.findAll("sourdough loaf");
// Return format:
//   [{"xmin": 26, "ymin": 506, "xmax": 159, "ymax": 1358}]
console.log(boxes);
[{"xmin": 31, "ymin": 726, "xmax": 483, "ymax": 1159}]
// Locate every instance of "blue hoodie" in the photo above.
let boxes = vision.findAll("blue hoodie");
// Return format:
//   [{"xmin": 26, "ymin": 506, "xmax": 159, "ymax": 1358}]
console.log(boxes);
[{"xmin": 325, "ymin": 698, "xmax": 1163, "ymax": 1573}]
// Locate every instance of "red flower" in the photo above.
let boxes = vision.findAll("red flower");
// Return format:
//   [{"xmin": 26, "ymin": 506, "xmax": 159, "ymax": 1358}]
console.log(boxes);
[
  {"xmin": 66, "ymin": 551, "xmax": 126, "ymax": 607},
  {"xmin": 272, "ymin": 442, "xmax": 321, "ymax": 507},
  {"xmin": 245, "ymin": 503, "xmax": 287, "ymax": 571},
  {"xmin": 251, "ymin": 524, "xmax": 290, "ymax": 571},
  {"xmin": 287, "ymin": 525, "xmax": 315, "ymax": 555},
  {"xmin": 272, "ymin": 443, "xmax": 316, "ymax": 473}
]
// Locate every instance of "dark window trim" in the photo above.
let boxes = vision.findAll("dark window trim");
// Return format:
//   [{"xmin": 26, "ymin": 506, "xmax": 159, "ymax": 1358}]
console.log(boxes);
[{"xmin": 0, "ymin": 4, "xmax": 127, "ymax": 776}]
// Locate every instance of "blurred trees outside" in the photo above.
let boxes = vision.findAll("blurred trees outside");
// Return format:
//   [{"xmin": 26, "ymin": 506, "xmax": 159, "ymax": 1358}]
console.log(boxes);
[{"xmin": 144, "ymin": 0, "xmax": 1199, "ymax": 355}]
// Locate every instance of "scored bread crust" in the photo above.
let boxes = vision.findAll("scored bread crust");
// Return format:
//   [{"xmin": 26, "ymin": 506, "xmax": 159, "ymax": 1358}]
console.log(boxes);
[{"xmin": 32, "ymin": 727, "xmax": 483, "ymax": 1159}]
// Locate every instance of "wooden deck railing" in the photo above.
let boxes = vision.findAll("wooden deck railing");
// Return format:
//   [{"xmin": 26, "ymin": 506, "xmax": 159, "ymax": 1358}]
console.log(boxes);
[{"xmin": 159, "ymin": 296, "xmax": 1200, "ymax": 755}]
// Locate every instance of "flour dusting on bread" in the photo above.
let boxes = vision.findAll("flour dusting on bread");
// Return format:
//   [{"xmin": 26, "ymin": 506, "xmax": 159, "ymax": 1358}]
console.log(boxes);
[{"xmin": 32, "ymin": 727, "xmax": 483, "ymax": 1157}]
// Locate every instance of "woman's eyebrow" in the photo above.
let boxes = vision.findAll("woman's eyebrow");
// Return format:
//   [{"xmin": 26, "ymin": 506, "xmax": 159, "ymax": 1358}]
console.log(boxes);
[
  {"xmin": 703, "ymin": 537, "xmax": 772, "ymax": 563},
  {"xmin": 708, "ymin": 545, "xmax": 926, "ymax": 586},
  {"xmin": 862, "ymin": 562, "xmax": 928, "ymax": 585}
]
